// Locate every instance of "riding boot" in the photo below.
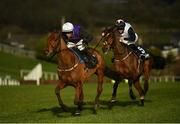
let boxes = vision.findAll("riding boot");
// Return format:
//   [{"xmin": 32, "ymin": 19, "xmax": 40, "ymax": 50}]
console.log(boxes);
[
  {"xmin": 80, "ymin": 48, "xmax": 97, "ymax": 68},
  {"xmin": 137, "ymin": 46, "xmax": 150, "ymax": 59},
  {"xmin": 80, "ymin": 48, "xmax": 89, "ymax": 62},
  {"xmin": 128, "ymin": 44, "xmax": 148, "ymax": 60}
]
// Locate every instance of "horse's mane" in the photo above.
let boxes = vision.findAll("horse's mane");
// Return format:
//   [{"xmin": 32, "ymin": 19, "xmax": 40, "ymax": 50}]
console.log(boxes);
[
  {"xmin": 103, "ymin": 26, "xmax": 116, "ymax": 34},
  {"xmin": 48, "ymin": 30, "xmax": 61, "ymax": 40}
]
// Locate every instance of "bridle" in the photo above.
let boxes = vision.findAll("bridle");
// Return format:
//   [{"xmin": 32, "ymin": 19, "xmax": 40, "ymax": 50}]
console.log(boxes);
[
  {"xmin": 102, "ymin": 27, "xmax": 116, "ymax": 52},
  {"xmin": 102, "ymin": 27, "xmax": 132, "ymax": 61},
  {"xmin": 48, "ymin": 33, "xmax": 69, "ymax": 59}
]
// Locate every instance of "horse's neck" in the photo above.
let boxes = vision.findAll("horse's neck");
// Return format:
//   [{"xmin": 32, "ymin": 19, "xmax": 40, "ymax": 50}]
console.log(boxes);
[
  {"xmin": 113, "ymin": 33, "xmax": 129, "ymax": 59},
  {"xmin": 57, "ymin": 38, "xmax": 77, "ymax": 68}
]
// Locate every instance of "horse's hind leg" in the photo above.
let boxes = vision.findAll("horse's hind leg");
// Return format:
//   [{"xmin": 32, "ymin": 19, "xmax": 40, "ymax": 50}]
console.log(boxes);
[
  {"xmin": 94, "ymin": 69, "xmax": 104, "ymax": 113},
  {"xmin": 55, "ymin": 82, "xmax": 68, "ymax": 111},
  {"xmin": 128, "ymin": 79, "xmax": 136, "ymax": 100},
  {"xmin": 143, "ymin": 62, "xmax": 151, "ymax": 95},
  {"xmin": 133, "ymin": 78, "xmax": 145, "ymax": 106}
]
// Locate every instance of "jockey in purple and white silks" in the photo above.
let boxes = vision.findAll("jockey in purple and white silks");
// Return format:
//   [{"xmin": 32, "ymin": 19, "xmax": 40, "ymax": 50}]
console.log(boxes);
[
  {"xmin": 115, "ymin": 19, "xmax": 149, "ymax": 60},
  {"xmin": 61, "ymin": 22, "xmax": 96, "ymax": 68}
]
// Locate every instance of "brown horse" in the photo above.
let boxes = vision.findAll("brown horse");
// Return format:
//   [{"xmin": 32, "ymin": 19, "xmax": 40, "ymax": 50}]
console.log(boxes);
[
  {"xmin": 101, "ymin": 27, "xmax": 153, "ymax": 105},
  {"xmin": 44, "ymin": 31, "xmax": 105, "ymax": 115}
]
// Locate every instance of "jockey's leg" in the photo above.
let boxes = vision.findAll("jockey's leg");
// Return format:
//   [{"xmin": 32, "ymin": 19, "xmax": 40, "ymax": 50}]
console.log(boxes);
[
  {"xmin": 80, "ymin": 48, "xmax": 89, "ymax": 63},
  {"xmin": 137, "ymin": 46, "xmax": 149, "ymax": 59},
  {"xmin": 128, "ymin": 44, "xmax": 149, "ymax": 60},
  {"xmin": 80, "ymin": 48, "xmax": 97, "ymax": 68}
]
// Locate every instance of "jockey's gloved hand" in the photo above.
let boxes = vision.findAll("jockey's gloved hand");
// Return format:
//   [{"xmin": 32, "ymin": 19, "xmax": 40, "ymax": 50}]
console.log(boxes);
[{"xmin": 83, "ymin": 39, "xmax": 89, "ymax": 45}]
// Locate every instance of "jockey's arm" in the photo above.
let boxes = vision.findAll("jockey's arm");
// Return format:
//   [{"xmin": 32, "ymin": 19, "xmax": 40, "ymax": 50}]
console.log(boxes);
[
  {"xmin": 124, "ymin": 27, "xmax": 136, "ymax": 42},
  {"xmin": 80, "ymin": 27, "xmax": 93, "ymax": 45}
]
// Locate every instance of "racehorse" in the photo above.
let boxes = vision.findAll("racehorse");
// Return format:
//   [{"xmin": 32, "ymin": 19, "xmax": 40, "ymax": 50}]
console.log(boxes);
[
  {"xmin": 101, "ymin": 27, "xmax": 153, "ymax": 105},
  {"xmin": 44, "ymin": 31, "xmax": 105, "ymax": 115}
]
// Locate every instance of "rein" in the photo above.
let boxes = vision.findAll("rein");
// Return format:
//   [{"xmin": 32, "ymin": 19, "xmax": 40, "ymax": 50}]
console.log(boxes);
[
  {"xmin": 114, "ymin": 51, "xmax": 132, "ymax": 61},
  {"xmin": 93, "ymin": 36, "xmax": 103, "ymax": 49},
  {"xmin": 49, "ymin": 34, "xmax": 79, "ymax": 72},
  {"xmin": 102, "ymin": 27, "xmax": 132, "ymax": 61}
]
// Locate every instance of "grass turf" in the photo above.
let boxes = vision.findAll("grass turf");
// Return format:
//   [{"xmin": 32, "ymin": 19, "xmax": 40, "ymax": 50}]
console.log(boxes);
[{"xmin": 0, "ymin": 81, "xmax": 180, "ymax": 123}]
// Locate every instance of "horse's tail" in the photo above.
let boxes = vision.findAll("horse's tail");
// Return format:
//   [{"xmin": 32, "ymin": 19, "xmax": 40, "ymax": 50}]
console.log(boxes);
[{"xmin": 150, "ymin": 54, "xmax": 166, "ymax": 69}]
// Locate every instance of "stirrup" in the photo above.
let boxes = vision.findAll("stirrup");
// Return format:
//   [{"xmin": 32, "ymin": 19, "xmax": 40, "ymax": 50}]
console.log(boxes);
[
  {"xmin": 139, "ymin": 54, "xmax": 149, "ymax": 60},
  {"xmin": 139, "ymin": 54, "xmax": 145, "ymax": 60},
  {"xmin": 145, "ymin": 54, "xmax": 150, "ymax": 59}
]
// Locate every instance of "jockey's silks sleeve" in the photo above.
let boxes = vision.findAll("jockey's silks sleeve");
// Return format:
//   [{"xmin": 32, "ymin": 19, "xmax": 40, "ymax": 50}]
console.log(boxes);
[
  {"xmin": 80, "ymin": 27, "xmax": 93, "ymax": 44},
  {"xmin": 124, "ymin": 27, "xmax": 136, "ymax": 42}
]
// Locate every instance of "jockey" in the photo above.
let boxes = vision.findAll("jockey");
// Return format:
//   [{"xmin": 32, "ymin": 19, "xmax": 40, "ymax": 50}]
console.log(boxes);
[
  {"xmin": 115, "ymin": 19, "xmax": 149, "ymax": 60},
  {"xmin": 61, "ymin": 22, "xmax": 96, "ymax": 68}
]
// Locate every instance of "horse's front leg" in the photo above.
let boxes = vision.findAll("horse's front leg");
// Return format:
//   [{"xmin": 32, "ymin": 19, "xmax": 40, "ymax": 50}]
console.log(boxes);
[
  {"xmin": 55, "ymin": 82, "xmax": 68, "ymax": 111},
  {"xmin": 74, "ymin": 82, "xmax": 83, "ymax": 116},
  {"xmin": 111, "ymin": 81, "xmax": 119, "ymax": 103},
  {"xmin": 94, "ymin": 69, "xmax": 104, "ymax": 113},
  {"xmin": 128, "ymin": 79, "xmax": 136, "ymax": 100}
]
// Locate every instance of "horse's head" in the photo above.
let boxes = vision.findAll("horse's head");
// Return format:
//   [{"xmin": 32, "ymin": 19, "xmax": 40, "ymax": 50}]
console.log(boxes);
[
  {"xmin": 44, "ymin": 31, "xmax": 61, "ymax": 57},
  {"xmin": 101, "ymin": 27, "xmax": 115, "ymax": 54}
]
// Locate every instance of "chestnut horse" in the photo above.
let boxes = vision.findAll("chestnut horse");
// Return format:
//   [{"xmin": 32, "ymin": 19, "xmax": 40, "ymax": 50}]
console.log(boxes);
[
  {"xmin": 44, "ymin": 31, "xmax": 105, "ymax": 115},
  {"xmin": 101, "ymin": 27, "xmax": 153, "ymax": 105}
]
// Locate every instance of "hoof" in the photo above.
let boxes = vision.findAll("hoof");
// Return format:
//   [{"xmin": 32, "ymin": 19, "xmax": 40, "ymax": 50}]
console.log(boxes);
[
  {"xmin": 93, "ymin": 104, "xmax": 99, "ymax": 114},
  {"xmin": 74, "ymin": 110, "xmax": 81, "ymax": 116},
  {"xmin": 111, "ymin": 98, "xmax": 117, "ymax": 103},
  {"xmin": 139, "ymin": 99, "xmax": 144, "ymax": 106},
  {"xmin": 61, "ymin": 104, "xmax": 69, "ymax": 112}
]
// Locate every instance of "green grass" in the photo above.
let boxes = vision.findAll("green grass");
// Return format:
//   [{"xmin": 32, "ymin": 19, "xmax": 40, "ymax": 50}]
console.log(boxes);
[
  {"xmin": 0, "ymin": 82, "xmax": 180, "ymax": 123},
  {"xmin": 0, "ymin": 51, "xmax": 57, "ymax": 79}
]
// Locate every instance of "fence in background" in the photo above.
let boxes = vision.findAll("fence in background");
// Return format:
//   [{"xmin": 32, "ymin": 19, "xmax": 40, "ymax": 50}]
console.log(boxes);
[
  {"xmin": 0, "ymin": 75, "xmax": 20, "ymax": 86},
  {"xmin": 0, "ymin": 74, "xmax": 180, "ymax": 86},
  {"xmin": 149, "ymin": 76, "xmax": 180, "ymax": 82},
  {"xmin": 0, "ymin": 43, "xmax": 36, "ymax": 58}
]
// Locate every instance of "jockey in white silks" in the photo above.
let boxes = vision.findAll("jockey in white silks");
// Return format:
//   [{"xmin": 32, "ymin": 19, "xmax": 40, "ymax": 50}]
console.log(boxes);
[
  {"xmin": 61, "ymin": 22, "xmax": 97, "ymax": 68},
  {"xmin": 115, "ymin": 19, "xmax": 149, "ymax": 60}
]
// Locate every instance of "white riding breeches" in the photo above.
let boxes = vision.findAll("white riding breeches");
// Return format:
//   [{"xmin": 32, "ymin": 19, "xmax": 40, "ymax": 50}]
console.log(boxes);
[
  {"xmin": 67, "ymin": 39, "xmax": 85, "ymax": 51},
  {"xmin": 120, "ymin": 33, "xmax": 138, "ymax": 45}
]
